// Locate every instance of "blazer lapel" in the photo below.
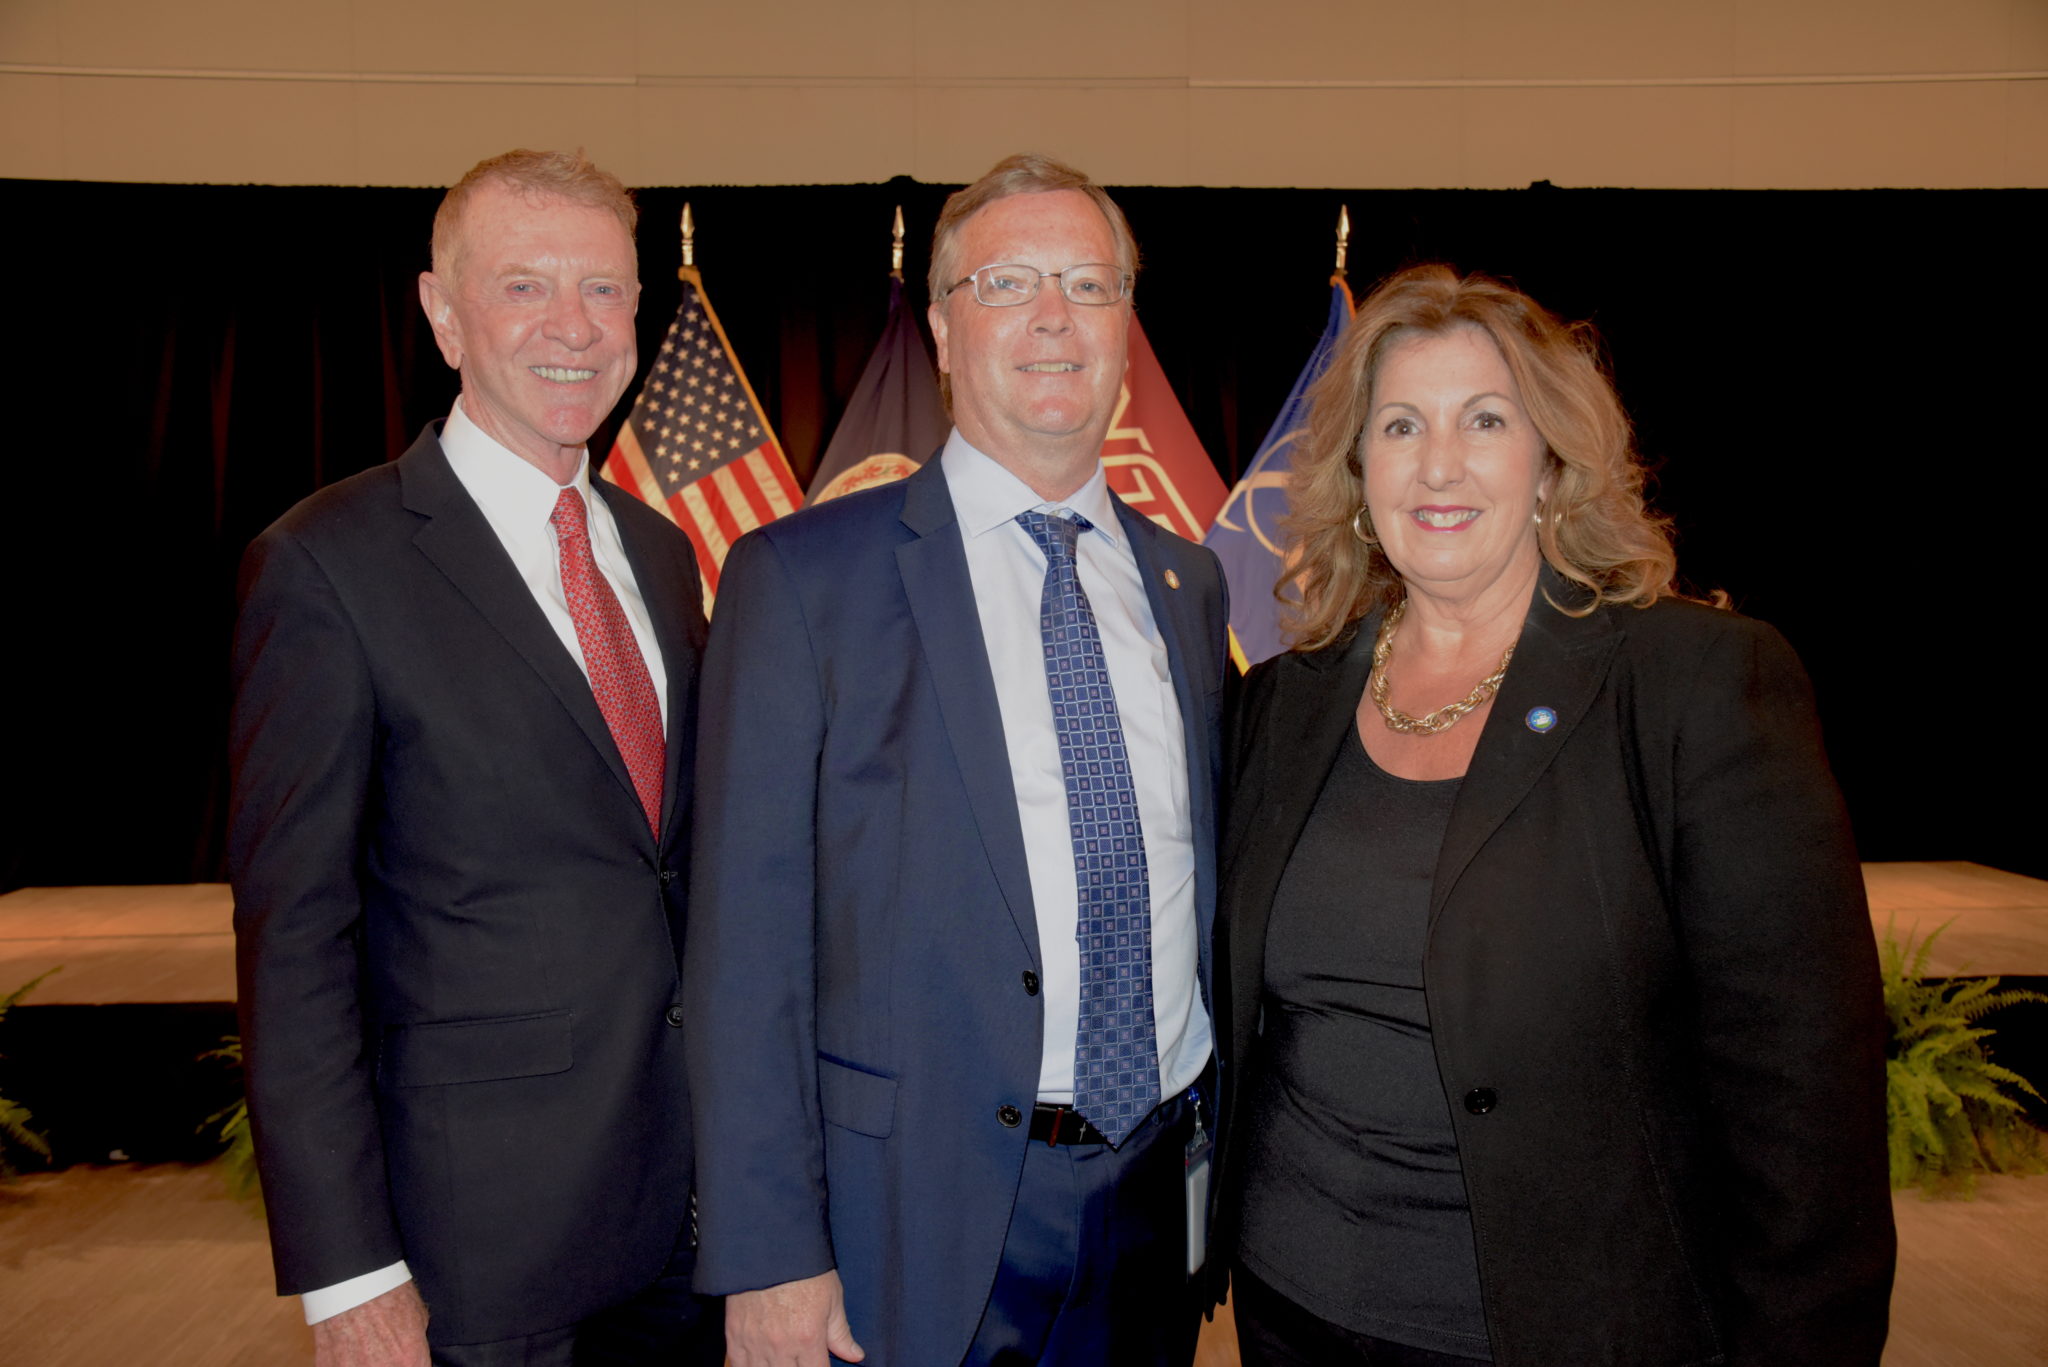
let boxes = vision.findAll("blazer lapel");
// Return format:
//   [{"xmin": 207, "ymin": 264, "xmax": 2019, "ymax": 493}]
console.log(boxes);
[
  {"xmin": 1430, "ymin": 577, "xmax": 1622, "ymax": 922},
  {"xmin": 895, "ymin": 461, "xmax": 1043, "ymax": 966},
  {"xmin": 598, "ymin": 480, "xmax": 704, "ymax": 846},
  {"xmin": 1223, "ymin": 625, "xmax": 1374, "ymax": 1038},
  {"xmin": 399, "ymin": 433, "xmax": 648, "ymax": 835}
]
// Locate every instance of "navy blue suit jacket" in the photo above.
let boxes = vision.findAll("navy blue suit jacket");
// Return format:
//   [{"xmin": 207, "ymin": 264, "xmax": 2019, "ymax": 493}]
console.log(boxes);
[{"xmin": 684, "ymin": 456, "xmax": 1230, "ymax": 1365}]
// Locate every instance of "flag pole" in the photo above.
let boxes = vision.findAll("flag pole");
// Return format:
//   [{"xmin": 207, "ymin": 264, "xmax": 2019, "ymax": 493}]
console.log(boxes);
[
  {"xmin": 680, "ymin": 202, "xmax": 696, "ymax": 274},
  {"xmin": 1332, "ymin": 204, "xmax": 1350, "ymax": 287},
  {"xmin": 890, "ymin": 205, "xmax": 905, "ymax": 281}
]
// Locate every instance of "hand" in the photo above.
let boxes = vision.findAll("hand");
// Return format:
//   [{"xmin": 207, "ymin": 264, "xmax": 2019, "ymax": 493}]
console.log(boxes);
[
  {"xmin": 725, "ymin": 1269, "xmax": 866, "ymax": 1366},
  {"xmin": 311, "ymin": 1281, "xmax": 431, "ymax": 1367}
]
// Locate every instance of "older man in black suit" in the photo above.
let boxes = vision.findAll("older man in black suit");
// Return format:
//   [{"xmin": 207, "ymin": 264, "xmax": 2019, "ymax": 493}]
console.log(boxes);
[{"xmin": 230, "ymin": 149, "xmax": 720, "ymax": 1367}]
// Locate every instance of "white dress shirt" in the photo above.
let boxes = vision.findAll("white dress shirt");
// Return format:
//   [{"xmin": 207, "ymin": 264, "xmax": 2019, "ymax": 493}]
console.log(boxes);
[
  {"xmin": 941, "ymin": 432, "xmax": 1213, "ymax": 1107},
  {"xmin": 301, "ymin": 398, "xmax": 667, "ymax": 1325}
]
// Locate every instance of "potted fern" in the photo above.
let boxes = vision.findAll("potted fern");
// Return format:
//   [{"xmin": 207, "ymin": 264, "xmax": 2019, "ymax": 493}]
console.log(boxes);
[
  {"xmin": 201, "ymin": 1036, "xmax": 262, "ymax": 1209},
  {"xmin": 1, "ymin": 968, "xmax": 58, "ymax": 1180},
  {"xmin": 1884, "ymin": 919, "xmax": 2048, "ymax": 1196}
]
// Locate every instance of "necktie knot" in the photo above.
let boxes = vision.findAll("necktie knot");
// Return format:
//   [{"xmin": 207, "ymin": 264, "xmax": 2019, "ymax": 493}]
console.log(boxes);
[
  {"xmin": 550, "ymin": 486, "xmax": 590, "ymax": 543},
  {"xmin": 1016, "ymin": 509, "xmax": 1091, "ymax": 566}
]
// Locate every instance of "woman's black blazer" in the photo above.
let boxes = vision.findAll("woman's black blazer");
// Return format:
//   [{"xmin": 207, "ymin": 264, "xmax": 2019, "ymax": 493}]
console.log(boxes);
[{"xmin": 1214, "ymin": 580, "xmax": 1895, "ymax": 1366}]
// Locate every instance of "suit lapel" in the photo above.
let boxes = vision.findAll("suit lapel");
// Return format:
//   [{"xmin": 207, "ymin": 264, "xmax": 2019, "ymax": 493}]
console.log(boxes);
[
  {"xmin": 399, "ymin": 433, "xmax": 648, "ymax": 837},
  {"xmin": 1430, "ymin": 577, "xmax": 1622, "ymax": 921},
  {"xmin": 1117, "ymin": 502, "xmax": 1221, "ymax": 942},
  {"xmin": 895, "ymin": 461, "xmax": 1043, "ymax": 965},
  {"xmin": 598, "ymin": 480, "xmax": 704, "ymax": 845}
]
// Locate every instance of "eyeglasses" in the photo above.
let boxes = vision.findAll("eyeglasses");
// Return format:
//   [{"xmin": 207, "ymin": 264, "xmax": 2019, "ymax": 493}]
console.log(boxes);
[{"xmin": 943, "ymin": 263, "xmax": 1133, "ymax": 308}]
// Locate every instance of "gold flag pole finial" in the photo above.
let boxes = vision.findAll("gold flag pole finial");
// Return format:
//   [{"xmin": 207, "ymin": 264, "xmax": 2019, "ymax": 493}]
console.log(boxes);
[
  {"xmin": 1333, "ymin": 204, "xmax": 1350, "ymax": 283},
  {"xmin": 680, "ymin": 203, "xmax": 696, "ymax": 272},
  {"xmin": 890, "ymin": 205, "xmax": 906, "ymax": 280}
]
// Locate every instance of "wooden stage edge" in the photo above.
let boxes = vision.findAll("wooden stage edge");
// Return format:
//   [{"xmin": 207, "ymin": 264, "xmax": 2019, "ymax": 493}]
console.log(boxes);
[{"xmin": 3, "ymin": 861, "xmax": 2046, "ymax": 1006}]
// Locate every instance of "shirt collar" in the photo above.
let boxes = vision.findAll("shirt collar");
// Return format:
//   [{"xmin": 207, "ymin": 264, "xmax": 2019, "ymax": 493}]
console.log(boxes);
[
  {"xmin": 938, "ymin": 429, "xmax": 1124, "ymax": 550},
  {"xmin": 441, "ymin": 396, "xmax": 593, "ymax": 533}
]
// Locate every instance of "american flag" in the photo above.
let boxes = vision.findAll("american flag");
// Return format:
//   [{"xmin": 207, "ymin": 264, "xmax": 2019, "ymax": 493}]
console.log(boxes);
[{"xmin": 602, "ymin": 267, "xmax": 802, "ymax": 605}]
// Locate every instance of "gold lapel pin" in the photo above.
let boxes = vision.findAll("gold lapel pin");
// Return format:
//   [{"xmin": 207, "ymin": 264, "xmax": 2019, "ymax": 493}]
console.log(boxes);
[{"xmin": 1164, "ymin": 569, "xmax": 1181, "ymax": 590}]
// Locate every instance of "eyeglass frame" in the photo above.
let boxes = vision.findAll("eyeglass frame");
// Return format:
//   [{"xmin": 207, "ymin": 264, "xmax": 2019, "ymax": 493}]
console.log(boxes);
[{"xmin": 940, "ymin": 262, "xmax": 1135, "ymax": 308}]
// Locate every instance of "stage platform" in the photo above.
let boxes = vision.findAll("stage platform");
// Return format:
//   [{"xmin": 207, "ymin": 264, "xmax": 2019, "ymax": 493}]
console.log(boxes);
[
  {"xmin": 1862, "ymin": 861, "xmax": 2048, "ymax": 976},
  {"xmin": 4, "ymin": 862, "xmax": 2045, "ymax": 1007},
  {"xmin": 0, "ymin": 882, "xmax": 235, "ymax": 1005}
]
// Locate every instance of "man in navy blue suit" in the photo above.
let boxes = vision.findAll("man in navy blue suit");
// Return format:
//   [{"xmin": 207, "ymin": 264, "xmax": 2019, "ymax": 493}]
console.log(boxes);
[{"xmin": 685, "ymin": 154, "xmax": 1230, "ymax": 1366}]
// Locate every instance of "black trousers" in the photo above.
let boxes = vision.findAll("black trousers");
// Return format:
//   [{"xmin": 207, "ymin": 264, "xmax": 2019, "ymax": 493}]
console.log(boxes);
[
  {"xmin": 1232, "ymin": 1264, "xmax": 1487, "ymax": 1367},
  {"xmin": 431, "ymin": 1227, "xmax": 723, "ymax": 1367}
]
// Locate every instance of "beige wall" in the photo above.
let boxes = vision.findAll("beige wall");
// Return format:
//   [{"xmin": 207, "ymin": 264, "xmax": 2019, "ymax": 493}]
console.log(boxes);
[{"xmin": 3, "ymin": 0, "xmax": 2044, "ymax": 188}]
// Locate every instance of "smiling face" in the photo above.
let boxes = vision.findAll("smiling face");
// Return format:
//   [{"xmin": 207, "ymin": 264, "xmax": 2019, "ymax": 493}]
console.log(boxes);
[
  {"xmin": 418, "ymin": 179, "xmax": 640, "ymax": 478},
  {"xmin": 927, "ymin": 189, "xmax": 1130, "ymax": 492},
  {"xmin": 1362, "ymin": 325, "xmax": 1553, "ymax": 609}
]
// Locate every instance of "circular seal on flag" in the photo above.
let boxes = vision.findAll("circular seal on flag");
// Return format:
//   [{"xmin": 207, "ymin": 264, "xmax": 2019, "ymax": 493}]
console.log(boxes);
[{"xmin": 814, "ymin": 454, "xmax": 920, "ymax": 504}]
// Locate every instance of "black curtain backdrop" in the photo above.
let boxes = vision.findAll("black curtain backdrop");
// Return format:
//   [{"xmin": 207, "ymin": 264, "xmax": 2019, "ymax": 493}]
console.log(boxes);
[{"xmin": 7, "ymin": 177, "xmax": 2042, "ymax": 890}]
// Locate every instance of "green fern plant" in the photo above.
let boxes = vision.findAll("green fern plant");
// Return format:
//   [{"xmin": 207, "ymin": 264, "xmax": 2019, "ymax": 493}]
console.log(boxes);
[
  {"xmin": 0, "ymin": 967, "xmax": 60, "ymax": 1180},
  {"xmin": 199, "ymin": 1036, "xmax": 262, "ymax": 1209},
  {"xmin": 1884, "ymin": 919, "xmax": 2048, "ymax": 1197}
]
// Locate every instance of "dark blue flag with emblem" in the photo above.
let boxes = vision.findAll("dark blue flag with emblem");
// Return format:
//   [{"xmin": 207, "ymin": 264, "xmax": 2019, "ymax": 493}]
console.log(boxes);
[
  {"xmin": 806, "ymin": 275, "xmax": 949, "ymax": 505},
  {"xmin": 1204, "ymin": 278, "xmax": 1354, "ymax": 670}
]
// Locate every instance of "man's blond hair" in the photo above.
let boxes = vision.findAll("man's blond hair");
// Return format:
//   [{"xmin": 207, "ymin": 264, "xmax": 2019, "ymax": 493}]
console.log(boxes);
[{"xmin": 430, "ymin": 148, "xmax": 638, "ymax": 279}]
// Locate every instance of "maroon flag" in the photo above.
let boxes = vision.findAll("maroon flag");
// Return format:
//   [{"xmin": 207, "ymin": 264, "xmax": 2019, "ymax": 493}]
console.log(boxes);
[{"xmin": 1100, "ymin": 317, "xmax": 1228, "ymax": 544}]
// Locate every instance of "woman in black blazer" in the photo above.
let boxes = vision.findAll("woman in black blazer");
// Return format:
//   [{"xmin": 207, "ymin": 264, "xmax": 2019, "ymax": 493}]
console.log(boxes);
[{"xmin": 1215, "ymin": 266, "xmax": 1893, "ymax": 1366}]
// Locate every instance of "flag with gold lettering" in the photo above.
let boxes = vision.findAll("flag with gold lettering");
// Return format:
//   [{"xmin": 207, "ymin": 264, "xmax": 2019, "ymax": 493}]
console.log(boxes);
[
  {"xmin": 1101, "ymin": 317, "xmax": 1228, "ymax": 545},
  {"xmin": 1204, "ymin": 281, "xmax": 1353, "ymax": 670},
  {"xmin": 602, "ymin": 267, "xmax": 801, "ymax": 606},
  {"xmin": 806, "ymin": 276, "xmax": 948, "ymax": 505}
]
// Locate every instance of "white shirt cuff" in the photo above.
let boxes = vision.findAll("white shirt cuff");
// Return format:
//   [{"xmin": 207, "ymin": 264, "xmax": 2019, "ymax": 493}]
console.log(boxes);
[{"xmin": 301, "ymin": 1261, "xmax": 413, "ymax": 1325}]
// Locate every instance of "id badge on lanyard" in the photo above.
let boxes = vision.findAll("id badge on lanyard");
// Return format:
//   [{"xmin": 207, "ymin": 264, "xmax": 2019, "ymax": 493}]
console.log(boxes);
[{"xmin": 1184, "ymin": 1087, "xmax": 1213, "ymax": 1277}]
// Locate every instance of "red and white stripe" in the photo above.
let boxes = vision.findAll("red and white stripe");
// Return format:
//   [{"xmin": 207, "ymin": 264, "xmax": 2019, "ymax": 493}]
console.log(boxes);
[{"xmin": 604, "ymin": 426, "xmax": 801, "ymax": 602}]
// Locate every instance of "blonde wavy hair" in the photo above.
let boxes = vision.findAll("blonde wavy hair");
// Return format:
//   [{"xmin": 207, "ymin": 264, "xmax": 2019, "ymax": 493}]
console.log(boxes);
[{"xmin": 1282, "ymin": 264, "xmax": 1677, "ymax": 652}]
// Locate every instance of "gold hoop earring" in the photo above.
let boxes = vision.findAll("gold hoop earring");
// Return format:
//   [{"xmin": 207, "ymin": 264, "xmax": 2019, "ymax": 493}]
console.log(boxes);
[{"xmin": 1351, "ymin": 505, "xmax": 1378, "ymax": 545}]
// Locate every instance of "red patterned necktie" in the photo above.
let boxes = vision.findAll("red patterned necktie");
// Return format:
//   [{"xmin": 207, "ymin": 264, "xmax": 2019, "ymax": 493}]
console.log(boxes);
[{"xmin": 550, "ymin": 487, "xmax": 665, "ymax": 834}]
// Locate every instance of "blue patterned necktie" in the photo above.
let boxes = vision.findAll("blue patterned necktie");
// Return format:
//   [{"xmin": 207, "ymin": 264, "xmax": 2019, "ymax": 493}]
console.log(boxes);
[{"xmin": 1016, "ymin": 509, "xmax": 1160, "ymax": 1148}]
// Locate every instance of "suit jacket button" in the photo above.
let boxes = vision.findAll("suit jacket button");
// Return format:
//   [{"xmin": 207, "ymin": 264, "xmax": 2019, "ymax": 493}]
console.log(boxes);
[
  {"xmin": 997, "ymin": 1104, "xmax": 1023, "ymax": 1128},
  {"xmin": 1463, "ymin": 1087, "xmax": 1498, "ymax": 1115},
  {"xmin": 665, "ymin": 1005, "xmax": 687, "ymax": 1027},
  {"xmin": 660, "ymin": 870, "xmax": 677, "ymax": 886},
  {"xmin": 1021, "ymin": 971, "xmax": 1040, "ymax": 996}
]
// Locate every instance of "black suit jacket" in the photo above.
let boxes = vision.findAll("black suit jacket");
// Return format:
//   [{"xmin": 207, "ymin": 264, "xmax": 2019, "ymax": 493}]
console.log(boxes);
[
  {"xmin": 1216, "ymin": 580, "xmax": 1894, "ymax": 1366},
  {"xmin": 229, "ymin": 425, "xmax": 707, "ymax": 1346}
]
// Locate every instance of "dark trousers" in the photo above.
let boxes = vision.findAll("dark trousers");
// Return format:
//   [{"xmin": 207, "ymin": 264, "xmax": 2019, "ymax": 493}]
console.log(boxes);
[
  {"xmin": 962, "ymin": 1088, "xmax": 1205, "ymax": 1367},
  {"xmin": 431, "ymin": 1227, "xmax": 724, "ymax": 1367},
  {"xmin": 1233, "ymin": 1264, "xmax": 1486, "ymax": 1367}
]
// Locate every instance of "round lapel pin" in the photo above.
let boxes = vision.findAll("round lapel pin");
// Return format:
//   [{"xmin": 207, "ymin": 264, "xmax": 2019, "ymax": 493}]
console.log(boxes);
[
  {"xmin": 1163, "ymin": 569, "xmax": 1181, "ymax": 590},
  {"xmin": 1525, "ymin": 706, "xmax": 1558, "ymax": 734}
]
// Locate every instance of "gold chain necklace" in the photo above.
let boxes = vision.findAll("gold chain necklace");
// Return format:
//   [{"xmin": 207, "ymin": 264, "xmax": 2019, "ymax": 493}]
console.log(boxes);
[{"xmin": 1369, "ymin": 599, "xmax": 1517, "ymax": 736}]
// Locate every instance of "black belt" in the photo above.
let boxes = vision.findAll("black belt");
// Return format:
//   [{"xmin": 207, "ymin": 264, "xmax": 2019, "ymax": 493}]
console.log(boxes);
[{"xmin": 1030, "ymin": 1103, "xmax": 1109, "ymax": 1146}]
